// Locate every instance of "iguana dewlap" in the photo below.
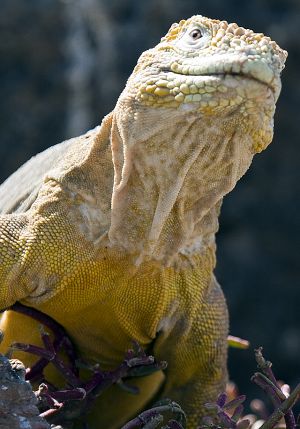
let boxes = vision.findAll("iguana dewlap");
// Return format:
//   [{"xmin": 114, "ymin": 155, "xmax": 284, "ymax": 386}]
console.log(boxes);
[{"xmin": 0, "ymin": 15, "xmax": 286, "ymax": 428}]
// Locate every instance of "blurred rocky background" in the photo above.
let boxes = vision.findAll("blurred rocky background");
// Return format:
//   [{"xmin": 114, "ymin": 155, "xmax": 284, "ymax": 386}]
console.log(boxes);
[{"xmin": 0, "ymin": 0, "xmax": 299, "ymax": 406}]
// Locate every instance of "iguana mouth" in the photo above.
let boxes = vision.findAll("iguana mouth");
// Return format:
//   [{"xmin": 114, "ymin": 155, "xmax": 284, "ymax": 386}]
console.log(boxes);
[
  {"xmin": 161, "ymin": 55, "xmax": 278, "ymax": 94},
  {"xmin": 182, "ymin": 72, "xmax": 275, "ymax": 93},
  {"xmin": 163, "ymin": 68, "xmax": 273, "ymax": 88}
]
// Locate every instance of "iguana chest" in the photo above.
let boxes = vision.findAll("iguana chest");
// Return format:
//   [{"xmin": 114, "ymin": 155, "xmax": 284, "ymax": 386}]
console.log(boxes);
[{"xmin": 1, "ymin": 248, "xmax": 215, "ymax": 368}]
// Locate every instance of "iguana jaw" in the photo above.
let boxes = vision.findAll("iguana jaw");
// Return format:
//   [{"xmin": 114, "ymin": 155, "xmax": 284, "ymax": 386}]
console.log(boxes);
[
  {"xmin": 136, "ymin": 69, "xmax": 276, "ymax": 113},
  {"xmin": 164, "ymin": 44, "xmax": 284, "ymax": 96},
  {"xmin": 132, "ymin": 49, "xmax": 283, "ymax": 110},
  {"xmin": 165, "ymin": 61, "xmax": 280, "ymax": 98}
]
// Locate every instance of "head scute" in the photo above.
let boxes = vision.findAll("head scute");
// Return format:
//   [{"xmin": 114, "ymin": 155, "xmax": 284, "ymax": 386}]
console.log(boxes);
[{"xmin": 161, "ymin": 20, "xmax": 186, "ymax": 42}]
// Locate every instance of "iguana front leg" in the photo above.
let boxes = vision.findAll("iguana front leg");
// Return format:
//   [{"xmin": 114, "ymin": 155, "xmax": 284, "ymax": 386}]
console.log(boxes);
[
  {"xmin": 0, "ymin": 214, "xmax": 31, "ymax": 308},
  {"xmin": 153, "ymin": 276, "xmax": 228, "ymax": 428},
  {"xmin": 0, "ymin": 210, "xmax": 74, "ymax": 311}
]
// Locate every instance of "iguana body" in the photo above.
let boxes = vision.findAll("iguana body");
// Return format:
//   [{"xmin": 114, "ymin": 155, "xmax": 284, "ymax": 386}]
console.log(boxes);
[{"xmin": 0, "ymin": 15, "xmax": 286, "ymax": 428}]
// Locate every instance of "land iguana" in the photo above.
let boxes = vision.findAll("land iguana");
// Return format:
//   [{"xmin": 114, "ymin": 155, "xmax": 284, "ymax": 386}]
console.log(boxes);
[{"xmin": 0, "ymin": 15, "xmax": 287, "ymax": 429}]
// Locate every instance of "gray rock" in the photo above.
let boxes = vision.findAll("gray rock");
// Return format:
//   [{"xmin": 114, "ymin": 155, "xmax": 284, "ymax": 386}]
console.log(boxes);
[{"xmin": 0, "ymin": 355, "xmax": 50, "ymax": 429}]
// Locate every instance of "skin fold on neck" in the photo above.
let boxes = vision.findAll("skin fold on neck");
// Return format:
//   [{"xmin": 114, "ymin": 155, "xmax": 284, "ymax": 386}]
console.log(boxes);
[{"xmin": 108, "ymin": 99, "xmax": 259, "ymax": 268}]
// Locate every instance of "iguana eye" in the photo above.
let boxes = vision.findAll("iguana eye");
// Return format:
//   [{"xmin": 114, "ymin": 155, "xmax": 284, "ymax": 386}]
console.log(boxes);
[
  {"xmin": 176, "ymin": 26, "xmax": 209, "ymax": 50},
  {"xmin": 189, "ymin": 29, "xmax": 202, "ymax": 40}
]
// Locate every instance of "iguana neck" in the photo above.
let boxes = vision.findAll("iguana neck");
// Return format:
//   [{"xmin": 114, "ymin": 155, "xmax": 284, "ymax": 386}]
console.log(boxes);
[{"xmin": 107, "ymin": 101, "xmax": 255, "ymax": 267}]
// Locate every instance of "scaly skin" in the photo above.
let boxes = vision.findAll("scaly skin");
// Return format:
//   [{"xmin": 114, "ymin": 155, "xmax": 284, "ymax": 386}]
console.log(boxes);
[{"xmin": 0, "ymin": 15, "xmax": 286, "ymax": 428}]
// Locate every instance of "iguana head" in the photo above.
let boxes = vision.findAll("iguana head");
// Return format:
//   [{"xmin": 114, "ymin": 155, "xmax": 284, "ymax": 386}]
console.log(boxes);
[
  {"xmin": 110, "ymin": 16, "xmax": 287, "ymax": 264},
  {"xmin": 123, "ymin": 15, "xmax": 287, "ymax": 154}
]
